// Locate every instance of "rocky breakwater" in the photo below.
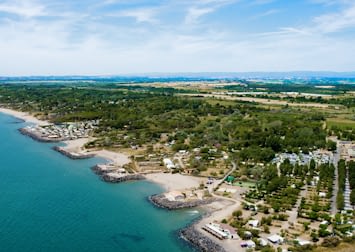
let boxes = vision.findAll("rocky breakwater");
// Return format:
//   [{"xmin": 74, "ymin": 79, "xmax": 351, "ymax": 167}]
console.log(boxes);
[
  {"xmin": 92, "ymin": 164, "xmax": 118, "ymax": 175},
  {"xmin": 101, "ymin": 173, "xmax": 145, "ymax": 183},
  {"xmin": 180, "ymin": 226, "xmax": 226, "ymax": 252},
  {"xmin": 19, "ymin": 127, "xmax": 64, "ymax": 143},
  {"xmin": 53, "ymin": 146, "xmax": 95, "ymax": 159},
  {"xmin": 149, "ymin": 193, "xmax": 216, "ymax": 210},
  {"xmin": 92, "ymin": 164, "xmax": 145, "ymax": 183}
]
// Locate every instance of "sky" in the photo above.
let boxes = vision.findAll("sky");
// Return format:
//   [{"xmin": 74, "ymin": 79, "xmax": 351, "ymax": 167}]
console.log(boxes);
[{"xmin": 0, "ymin": 0, "xmax": 355, "ymax": 75}]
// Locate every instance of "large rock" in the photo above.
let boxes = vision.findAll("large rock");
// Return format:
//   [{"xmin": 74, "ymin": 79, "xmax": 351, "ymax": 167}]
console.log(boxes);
[
  {"xmin": 180, "ymin": 226, "xmax": 226, "ymax": 252},
  {"xmin": 149, "ymin": 194, "xmax": 216, "ymax": 210}
]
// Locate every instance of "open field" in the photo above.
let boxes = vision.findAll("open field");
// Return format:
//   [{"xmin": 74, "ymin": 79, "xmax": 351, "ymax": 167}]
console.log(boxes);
[
  {"xmin": 327, "ymin": 118, "xmax": 355, "ymax": 129},
  {"xmin": 314, "ymin": 242, "xmax": 355, "ymax": 252},
  {"xmin": 232, "ymin": 181, "xmax": 256, "ymax": 188},
  {"xmin": 181, "ymin": 93, "xmax": 341, "ymax": 108}
]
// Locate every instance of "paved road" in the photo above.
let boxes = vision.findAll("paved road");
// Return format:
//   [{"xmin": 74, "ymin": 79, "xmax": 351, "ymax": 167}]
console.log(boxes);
[
  {"xmin": 286, "ymin": 186, "xmax": 308, "ymax": 228},
  {"xmin": 331, "ymin": 142, "xmax": 341, "ymax": 215},
  {"xmin": 209, "ymin": 161, "xmax": 237, "ymax": 192}
]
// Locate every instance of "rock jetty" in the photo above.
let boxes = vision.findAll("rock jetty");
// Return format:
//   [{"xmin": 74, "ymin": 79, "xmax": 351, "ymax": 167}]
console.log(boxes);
[
  {"xmin": 92, "ymin": 164, "xmax": 120, "ymax": 175},
  {"xmin": 92, "ymin": 164, "xmax": 145, "ymax": 183},
  {"xmin": 149, "ymin": 194, "xmax": 216, "ymax": 210},
  {"xmin": 53, "ymin": 146, "xmax": 95, "ymax": 159},
  {"xmin": 180, "ymin": 226, "xmax": 226, "ymax": 252},
  {"xmin": 101, "ymin": 173, "xmax": 145, "ymax": 183}
]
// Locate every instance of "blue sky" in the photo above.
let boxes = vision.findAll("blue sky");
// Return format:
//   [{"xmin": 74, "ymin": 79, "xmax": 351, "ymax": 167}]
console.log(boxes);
[{"xmin": 0, "ymin": 0, "xmax": 355, "ymax": 75}]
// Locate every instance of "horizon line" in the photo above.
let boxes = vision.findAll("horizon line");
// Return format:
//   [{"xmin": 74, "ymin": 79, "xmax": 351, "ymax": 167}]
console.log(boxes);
[{"xmin": 1, "ymin": 71, "xmax": 355, "ymax": 79}]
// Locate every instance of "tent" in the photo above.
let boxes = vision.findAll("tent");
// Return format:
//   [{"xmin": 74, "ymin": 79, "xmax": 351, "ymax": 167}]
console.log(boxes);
[{"xmin": 226, "ymin": 176, "xmax": 235, "ymax": 183}]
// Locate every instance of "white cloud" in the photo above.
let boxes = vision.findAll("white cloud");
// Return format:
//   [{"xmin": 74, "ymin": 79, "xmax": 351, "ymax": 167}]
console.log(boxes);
[
  {"xmin": 250, "ymin": 9, "xmax": 281, "ymax": 20},
  {"xmin": 0, "ymin": 0, "xmax": 46, "ymax": 18},
  {"xmin": 249, "ymin": 0, "xmax": 276, "ymax": 6},
  {"xmin": 313, "ymin": 3, "xmax": 355, "ymax": 33},
  {"xmin": 185, "ymin": 7, "xmax": 214, "ymax": 24},
  {"xmin": 183, "ymin": 0, "xmax": 237, "ymax": 24},
  {"xmin": 0, "ymin": 0, "xmax": 354, "ymax": 75},
  {"xmin": 110, "ymin": 7, "xmax": 159, "ymax": 24}
]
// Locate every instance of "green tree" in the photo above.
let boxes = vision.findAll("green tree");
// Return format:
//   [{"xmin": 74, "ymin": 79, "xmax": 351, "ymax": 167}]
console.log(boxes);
[
  {"xmin": 351, "ymin": 190, "xmax": 355, "ymax": 205},
  {"xmin": 233, "ymin": 210, "xmax": 243, "ymax": 219}
]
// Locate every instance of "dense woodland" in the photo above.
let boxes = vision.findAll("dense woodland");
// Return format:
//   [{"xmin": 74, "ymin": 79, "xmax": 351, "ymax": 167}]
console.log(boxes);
[
  {"xmin": 222, "ymin": 81, "xmax": 355, "ymax": 95},
  {"xmin": 0, "ymin": 84, "xmax": 332, "ymax": 164}
]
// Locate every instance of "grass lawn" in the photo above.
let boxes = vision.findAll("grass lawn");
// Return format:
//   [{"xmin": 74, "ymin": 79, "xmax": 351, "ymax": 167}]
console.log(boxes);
[
  {"xmin": 326, "ymin": 118, "xmax": 355, "ymax": 129},
  {"xmin": 233, "ymin": 181, "xmax": 256, "ymax": 188}
]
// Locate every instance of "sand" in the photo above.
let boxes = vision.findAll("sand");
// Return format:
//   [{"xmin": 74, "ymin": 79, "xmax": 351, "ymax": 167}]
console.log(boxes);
[
  {"xmin": 63, "ymin": 138, "xmax": 92, "ymax": 152},
  {"xmin": 0, "ymin": 107, "xmax": 131, "ymax": 167},
  {"xmin": 2, "ymin": 106, "xmax": 245, "ymax": 251},
  {"xmin": 92, "ymin": 149, "xmax": 130, "ymax": 166},
  {"xmin": 191, "ymin": 198, "xmax": 242, "ymax": 251},
  {"xmin": 145, "ymin": 173, "xmax": 202, "ymax": 191},
  {"xmin": 62, "ymin": 138, "xmax": 130, "ymax": 166},
  {"xmin": 0, "ymin": 107, "xmax": 50, "ymax": 126},
  {"xmin": 63, "ymin": 140, "xmax": 202, "ymax": 190}
]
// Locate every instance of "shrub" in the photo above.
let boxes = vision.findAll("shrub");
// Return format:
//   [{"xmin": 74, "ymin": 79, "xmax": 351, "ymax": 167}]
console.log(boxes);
[{"xmin": 321, "ymin": 237, "xmax": 340, "ymax": 248}]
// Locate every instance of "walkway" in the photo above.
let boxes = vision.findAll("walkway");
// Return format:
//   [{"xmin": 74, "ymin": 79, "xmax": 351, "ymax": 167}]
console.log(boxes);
[{"xmin": 331, "ymin": 142, "xmax": 341, "ymax": 215}]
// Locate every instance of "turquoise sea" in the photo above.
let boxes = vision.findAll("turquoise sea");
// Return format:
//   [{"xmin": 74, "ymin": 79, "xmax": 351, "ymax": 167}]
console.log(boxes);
[{"xmin": 0, "ymin": 113, "xmax": 198, "ymax": 252}]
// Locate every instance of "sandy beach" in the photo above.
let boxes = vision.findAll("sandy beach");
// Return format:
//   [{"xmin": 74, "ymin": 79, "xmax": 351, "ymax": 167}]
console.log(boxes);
[
  {"xmin": 0, "ymin": 107, "xmax": 131, "ymax": 167},
  {"xmin": 2, "ymin": 105, "xmax": 241, "ymax": 251},
  {"xmin": 145, "ymin": 173, "xmax": 202, "ymax": 191},
  {"xmin": 62, "ymin": 138, "xmax": 131, "ymax": 166},
  {"xmin": 0, "ymin": 107, "xmax": 50, "ymax": 126}
]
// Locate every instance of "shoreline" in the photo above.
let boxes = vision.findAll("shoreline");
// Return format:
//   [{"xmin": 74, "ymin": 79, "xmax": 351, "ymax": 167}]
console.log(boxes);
[
  {"xmin": 145, "ymin": 173, "xmax": 202, "ymax": 191},
  {"xmin": 0, "ymin": 107, "xmax": 50, "ymax": 126},
  {"xmin": 0, "ymin": 107, "xmax": 237, "ymax": 252},
  {"xmin": 178, "ymin": 199, "xmax": 239, "ymax": 252},
  {"xmin": 0, "ymin": 107, "xmax": 131, "ymax": 167}
]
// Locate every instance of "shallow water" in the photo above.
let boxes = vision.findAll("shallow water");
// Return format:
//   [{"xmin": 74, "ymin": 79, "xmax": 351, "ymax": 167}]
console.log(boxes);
[{"xmin": 0, "ymin": 113, "xmax": 198, "ymax": 252}]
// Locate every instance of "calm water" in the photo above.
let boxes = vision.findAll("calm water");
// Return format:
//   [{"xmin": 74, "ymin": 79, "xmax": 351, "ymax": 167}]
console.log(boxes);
[{"xmin": 0, "ymin": 113, "xmax": 198, "ymax": 252}]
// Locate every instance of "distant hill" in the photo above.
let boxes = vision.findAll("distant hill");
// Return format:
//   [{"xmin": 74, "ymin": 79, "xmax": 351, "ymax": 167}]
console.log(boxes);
[{"xmin": 1, "ymin": 72, "xmax": 355, "ymax": 83}]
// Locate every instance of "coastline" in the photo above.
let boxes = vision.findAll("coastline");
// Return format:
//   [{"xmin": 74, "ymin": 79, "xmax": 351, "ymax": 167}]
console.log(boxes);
[
  {"xmin": 145, "ymin": 173, "xmax": 202, "ymax": 191},
  {"xmin": 179, "ymin": 199, "xmax": 240, "ymax": 252},
  {"xmin": 0, "ymin": 107, "xmax": 130, "ymax": 167},
  {"xmin": 61, "ymin": 138, "xmax": 131, "ymax": 166},
  {"xmin": 0, "ymin": 107, "xmax": 50, "ymax": 126},
  {"xmin": 0, "ymin": 107, "xmax": 238, "ymax": 252}
]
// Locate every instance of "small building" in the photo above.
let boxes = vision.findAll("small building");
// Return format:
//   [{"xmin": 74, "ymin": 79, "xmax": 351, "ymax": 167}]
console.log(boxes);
[
  {"xmin": 117, "ymin": 168, "xmax": 126, "ymax": 173},
  {"xmin": 268, "ymin": 234, "xmax": 284, "ymax": 244},
  {"xmin": 226, "ymin": 175, "xmax": 235, "ymax": 183},
  {"xmin": 319, "ymin": 192, "xmax": 327, "ymax": 197},
  {"xmin": 163, "ymin": 158, "xmax": 175, "ymax": 169},
  {"xmin": 348, "ymin": 149, "xmax": 355, "ymax": 159},
  {"xmin": 220, "ymin": 223, "xmax": 238, "ymax": 239},
  {"xmin": 165, "ymin": 191, "xmax": 185, "ymax": 201},
  {"xmin": 244, "ymin": 231, "xmax": 253, "ymax": 240},
  {"xmin": 258, "ymin": 238, "xmax": 268, "ymax": 247},
  {"xmin": 240, "ymin": 240, "xmax": 255, "ymax": 248},
  {"xmin": 248, "ymin": 219, "xmax": 259, "ymax": 228},
  {"xmin": 203, "ymin": 223, "xmax": 229, "ymax": 240},
  {"xmin": 296, "ymin": 239, "xmax": 311, "ymax": 246}
]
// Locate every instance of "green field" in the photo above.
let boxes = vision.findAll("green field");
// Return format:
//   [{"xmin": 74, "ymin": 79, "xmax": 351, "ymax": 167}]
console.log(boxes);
[
  {"xmin": 233, "ymin": 181, "xmax": 256, "ymax": 188},
  {"xmin": 327, "ymin": 118, "xmax": 355, "ymax": 129}
]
